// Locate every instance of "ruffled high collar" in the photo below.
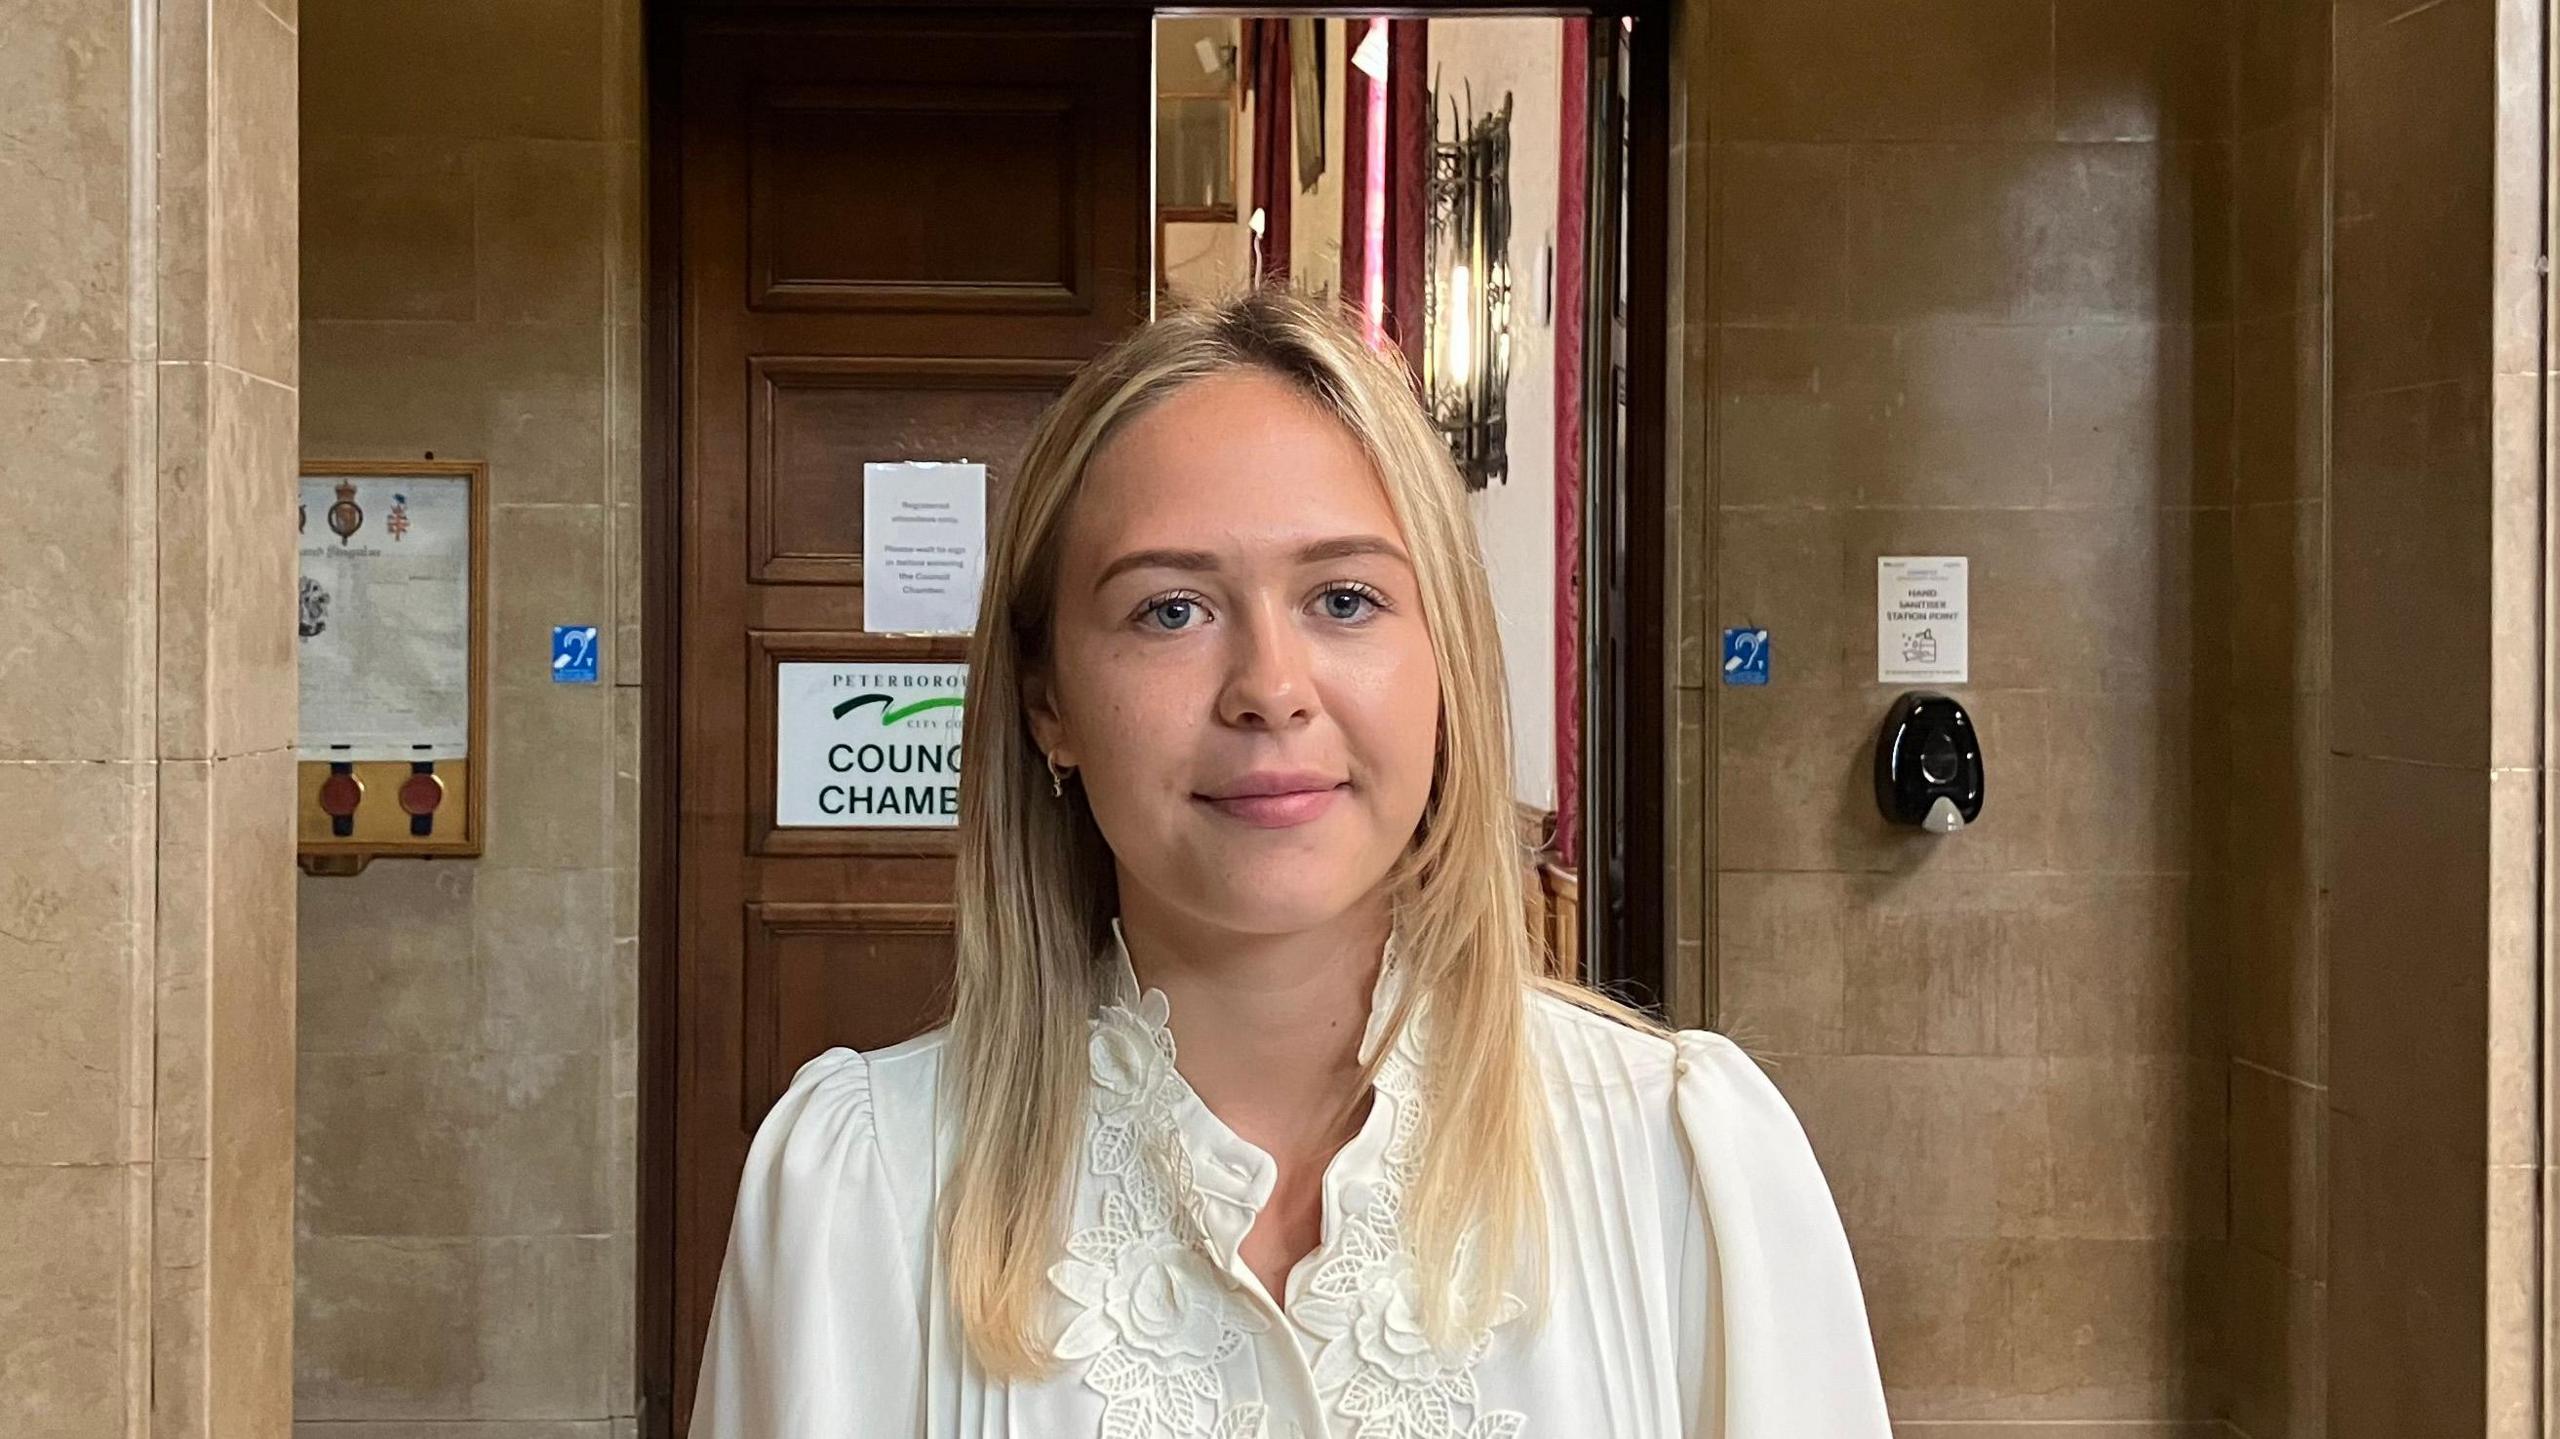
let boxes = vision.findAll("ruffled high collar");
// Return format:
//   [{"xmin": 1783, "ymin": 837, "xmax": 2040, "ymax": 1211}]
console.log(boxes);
[
  {"xmin": 1086, "ymin": 919, "xmax": 1424, "ymax": 1293},
  {"xmin": 1101, "ymin": 916, "xmax": 1417, "ymax": 1068}
]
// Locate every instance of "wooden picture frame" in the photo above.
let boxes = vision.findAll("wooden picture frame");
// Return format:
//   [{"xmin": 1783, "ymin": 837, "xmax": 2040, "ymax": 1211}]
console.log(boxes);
[{"xmin": 295, "ymin": 458, "xmax": 490, "ymax": 872}]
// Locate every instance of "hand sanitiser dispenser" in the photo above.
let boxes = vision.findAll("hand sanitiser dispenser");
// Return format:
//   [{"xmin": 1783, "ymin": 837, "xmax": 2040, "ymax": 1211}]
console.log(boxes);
[{"xmin": 1874, "ymin": 692, "xmax": 1983, "ymax": 834}]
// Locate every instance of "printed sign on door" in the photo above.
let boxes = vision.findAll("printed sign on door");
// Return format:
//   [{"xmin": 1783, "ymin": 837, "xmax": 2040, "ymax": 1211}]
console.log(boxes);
[{"xmin": 774, "ymin": 662, "xmax": 967, "ymax": 827}]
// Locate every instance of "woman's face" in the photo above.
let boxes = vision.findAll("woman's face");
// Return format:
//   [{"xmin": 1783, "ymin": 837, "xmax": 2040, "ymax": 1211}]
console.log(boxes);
[{"xmin": 1028, "ymin": 368, "xmax": 1441, "ymax": 939}]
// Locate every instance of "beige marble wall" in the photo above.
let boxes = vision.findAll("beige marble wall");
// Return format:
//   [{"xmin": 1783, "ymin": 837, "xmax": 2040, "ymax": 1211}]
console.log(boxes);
[
  {"xmin": 1682, "ymin": 0, "xmax": 2235, "ymax": 1427},
  {"xmin": 291, "ymin": 0, "xmax": 644, "ymax": 1432},
  {"xmin": 2324, "ymin": 0, "xmax": 2545, "ymax": 1432},
  {"xmin": 2221, "ymin": 0, "xmax": 2330, "ymax": 1433},
  {"xmin": 0, "ymin": 0, "xmax": 301, "ymax": 1435},
  {"xmin": 1664, "ymin": 0, "xmax": 2548, "ymax": 1430}
]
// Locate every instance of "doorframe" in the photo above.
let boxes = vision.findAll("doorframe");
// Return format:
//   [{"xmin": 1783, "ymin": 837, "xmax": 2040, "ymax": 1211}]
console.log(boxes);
[
  {"xmin": 1574, "ymin": 10, "xmax": 1670, "ymax": 1013},
  {"xmin": 637, "ymin": 7, "xmax": 683, "ymax": 1437},
  {"xmin": 637, "ymin": 6, "xmax": 1674, "ymax": 1434}
]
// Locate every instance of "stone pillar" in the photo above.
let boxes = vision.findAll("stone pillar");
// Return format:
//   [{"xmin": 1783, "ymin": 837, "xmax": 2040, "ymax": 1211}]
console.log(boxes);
[
  {"xmin": 0, "ymin": 0, "xmax": 299, "ymax": 1434},
  {"xmin": 2325, "ymin": 0, "xmax": 2546, "ymax": 1432}
]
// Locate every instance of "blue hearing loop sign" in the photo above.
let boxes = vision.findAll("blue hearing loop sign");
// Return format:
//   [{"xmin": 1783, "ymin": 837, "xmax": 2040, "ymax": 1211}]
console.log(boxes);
[
  {"xmin": 552, "ymin": 625, "xmax": 600, "ymax": 684},
  {"xmin": 1722, "ymin": 627, "xmax": 1770, "ymax": 686}
]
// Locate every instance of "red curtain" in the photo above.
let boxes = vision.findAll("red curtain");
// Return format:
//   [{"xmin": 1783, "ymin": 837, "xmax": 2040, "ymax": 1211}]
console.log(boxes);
[
  {"xmin": 1333, "ymin": 20, "xmax": 1431, "ymax": 375},
  {"xmin": 1553, "ymin": 18, "xmax": 1589, "ymax": 860},
  {"xmin": 1384, "ymin": 19, "xmax": 1429, "ymax": 377},
  {"xmin": 1240, "ymin": 19, "xmax": 1293, "ymax": 286},
  {"xmin": 1340, "ymin": 20, "xmax": 1372, "ymax": 314},
  {"xmin": 1341, "ymin": 17, "xmax": 1425, "ymax": 369}
]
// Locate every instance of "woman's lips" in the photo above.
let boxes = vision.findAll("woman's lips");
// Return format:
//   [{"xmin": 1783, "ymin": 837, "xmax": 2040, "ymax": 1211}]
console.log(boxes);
[{"xmin": 1195, "ymin": 778, "xmax": 1348, "ymax": 829}]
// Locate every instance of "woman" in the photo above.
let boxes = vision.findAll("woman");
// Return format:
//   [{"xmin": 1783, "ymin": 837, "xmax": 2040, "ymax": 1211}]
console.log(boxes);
[{"xmin": 693, "ymin": 291, "xmax": 1890, "ymax": 1438}]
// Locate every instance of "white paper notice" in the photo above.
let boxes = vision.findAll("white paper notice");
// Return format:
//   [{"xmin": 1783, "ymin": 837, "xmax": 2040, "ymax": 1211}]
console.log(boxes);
[
  {"xmin": 298, "ymin": 474, "xmax": 472, "ymax": 760},
  {"xmin": 1878, "ymin": 556, "xmax": 1970, "ymax": 684},
  {"xmin": 863, "ymin": 461, "xmax": 986, "ymax": 634}
]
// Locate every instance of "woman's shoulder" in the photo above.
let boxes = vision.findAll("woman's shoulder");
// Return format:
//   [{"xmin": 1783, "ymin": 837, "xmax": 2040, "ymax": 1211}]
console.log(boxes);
[
  {"xmin": 771, "ymin": 1023, "xmax": 953, "ymax": 1122},
  {"xmin": 751, "ymin": 1026, "xmax": 955, "ymax": 1217},
  {"xmin": 833, "ymin": 1023, "xmax": 955, "ymax": 1089},
  {"xmin": 1522, "ymin": 986, "xmax": 1809, "ymax": 1160},
  {"xmin": 1523, "ymin": 985, "xmax": 1753, "ymax": 1086},
  {"xmin": 699, "ymin": 1030, "xmax": 949, "ymax": 1425},
  {"xmin": 1521, "ymin": 998, "xmax": 1890, "ymax": 1428}
]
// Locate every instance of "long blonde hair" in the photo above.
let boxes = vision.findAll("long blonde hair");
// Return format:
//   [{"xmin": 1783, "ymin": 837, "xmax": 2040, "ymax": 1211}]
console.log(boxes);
[{"xmin": 943, "ymin": 289, "xmax": 1624, "ymax": 1377}]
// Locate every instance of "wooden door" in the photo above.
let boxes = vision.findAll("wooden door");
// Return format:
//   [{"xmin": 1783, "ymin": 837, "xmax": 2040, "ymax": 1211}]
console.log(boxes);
[{"xmin": 666, "ymin": 7, "xmax": 1149, "ymax": 1425}]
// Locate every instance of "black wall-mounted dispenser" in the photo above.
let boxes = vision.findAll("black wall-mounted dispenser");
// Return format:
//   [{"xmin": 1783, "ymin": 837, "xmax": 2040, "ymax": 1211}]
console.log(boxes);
[{"xmin": 1875, "ymin": 691, "xmax": 1984, "ymax": 833}]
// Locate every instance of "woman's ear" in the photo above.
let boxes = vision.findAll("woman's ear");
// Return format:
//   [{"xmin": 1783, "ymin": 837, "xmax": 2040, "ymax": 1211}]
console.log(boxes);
[{"xmin": 1021, "ymin": 666, "xmax": 1073, "ymax": 767}]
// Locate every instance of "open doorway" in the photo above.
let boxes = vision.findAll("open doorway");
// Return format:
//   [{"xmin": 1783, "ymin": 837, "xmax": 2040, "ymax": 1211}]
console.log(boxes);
[
  {"xmin": 1149, "ymin": 11, "xmax": 1663, "ymax": 1003},
  {"xmin": 639, "ymin": 6, "xmax": 1668, "ymax": 1431}
]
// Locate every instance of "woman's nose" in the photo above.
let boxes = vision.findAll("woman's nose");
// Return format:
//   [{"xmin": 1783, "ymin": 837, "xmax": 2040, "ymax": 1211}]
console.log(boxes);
[{"xmin": 1215, "ymin": 602, "xmax": 1318, "ymax": 729}]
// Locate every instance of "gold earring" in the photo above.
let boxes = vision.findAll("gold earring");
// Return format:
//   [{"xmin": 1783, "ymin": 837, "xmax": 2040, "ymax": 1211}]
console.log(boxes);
[{"xmin": 1046, "ymin": 752, "xmax": 1067, "ymax": 798}]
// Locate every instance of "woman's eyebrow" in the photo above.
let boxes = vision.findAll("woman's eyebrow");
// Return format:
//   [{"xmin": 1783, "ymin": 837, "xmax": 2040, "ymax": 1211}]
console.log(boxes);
[
  {"xmin": 1089, "ymin": 535, "xmax": 1412, "ymax": 593},
  {"xmin": 1294, "ymin": 535, "xmax": 1410, "ymax": 567},
  {"xmin": 1092, "ymin": 547, "xmax": 1220, "ymax": 591}
]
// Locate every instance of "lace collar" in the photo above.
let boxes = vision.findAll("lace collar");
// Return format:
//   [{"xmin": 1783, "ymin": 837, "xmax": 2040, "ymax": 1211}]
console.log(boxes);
[
  {"xmin": 1085, "ymin": 919, "xmax": 1425, "ymax": 1268},
  {"xmin": 1056, "ymin": 924, "xmax": 1529, "ymax": 1438},
  {"xmin": 1099, "ymin": 917, "xmax": 1420, "ymax": 1068}
]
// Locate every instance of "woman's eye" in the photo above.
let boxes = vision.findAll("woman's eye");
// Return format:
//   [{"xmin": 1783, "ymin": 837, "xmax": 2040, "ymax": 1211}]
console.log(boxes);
[
  {"xmin": 1317, "ymin": 586, "xmax": 1381, "ymax": 622},
  {"xmin": 1141, "ymin": 595, "xmax": 1203, "ymax": 630}
]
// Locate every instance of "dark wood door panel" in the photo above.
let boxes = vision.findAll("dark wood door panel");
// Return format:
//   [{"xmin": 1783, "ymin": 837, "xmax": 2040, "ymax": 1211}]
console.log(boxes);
[
  {"xmin": 751, "ymin": 85, "xmax": 1092, "ymax": 312},
  {"xmin": 687, "ymin": 14, "xmax": 1149, "ymax": 354}
]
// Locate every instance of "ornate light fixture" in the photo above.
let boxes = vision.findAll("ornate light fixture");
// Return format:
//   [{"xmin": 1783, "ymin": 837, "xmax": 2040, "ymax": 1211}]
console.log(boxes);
[{"xmin": 1424, "ymin": 84, "xmax": 1513, "ymax": 490}]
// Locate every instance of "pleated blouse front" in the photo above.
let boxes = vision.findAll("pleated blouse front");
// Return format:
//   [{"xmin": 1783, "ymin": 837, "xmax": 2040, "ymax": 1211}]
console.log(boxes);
[{"xmin": 691, "ymin": 935, "xmax": 1892, "ymax": 1439}]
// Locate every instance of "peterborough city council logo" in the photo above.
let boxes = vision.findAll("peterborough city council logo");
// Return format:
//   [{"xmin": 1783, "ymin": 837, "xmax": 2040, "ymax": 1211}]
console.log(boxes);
[{"xmin": 831, "ymin": 691, "xmax": 964, "ymax": 725}]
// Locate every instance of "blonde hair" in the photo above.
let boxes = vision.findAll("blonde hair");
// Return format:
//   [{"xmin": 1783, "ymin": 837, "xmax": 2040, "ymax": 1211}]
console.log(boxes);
[{"xmin": 942, "ymin": 288, "xmax": 1642, "ymax": 1377}]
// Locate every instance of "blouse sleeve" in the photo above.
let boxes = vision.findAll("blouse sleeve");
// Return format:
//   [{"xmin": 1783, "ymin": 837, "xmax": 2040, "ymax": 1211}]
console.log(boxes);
[
  {"xmin": 691, "ymin": 1047, "xmax": 926, "ymax": 1439},
  {"xmin": 1671, "ymin": 1030, "xmax": 1891, "ymax": 1438}
]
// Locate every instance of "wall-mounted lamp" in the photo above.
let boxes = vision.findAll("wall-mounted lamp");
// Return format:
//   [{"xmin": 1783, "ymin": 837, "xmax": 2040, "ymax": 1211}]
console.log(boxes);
[{"xmin": 1425, "ymin": 84, "xmax": 1513, "ymax": 490}]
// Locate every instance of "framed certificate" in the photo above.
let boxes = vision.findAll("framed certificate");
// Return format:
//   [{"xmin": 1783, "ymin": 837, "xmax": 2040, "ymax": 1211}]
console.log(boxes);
[{"xmin": 295, "ymin": 459, "xmax": 489, "ymax": 870}]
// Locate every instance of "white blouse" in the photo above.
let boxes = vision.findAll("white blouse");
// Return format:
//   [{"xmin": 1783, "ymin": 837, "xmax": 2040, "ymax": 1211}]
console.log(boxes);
[{"xmin": 693, "ymin": 934, "xmax": 1891, "ymax": 1439}]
